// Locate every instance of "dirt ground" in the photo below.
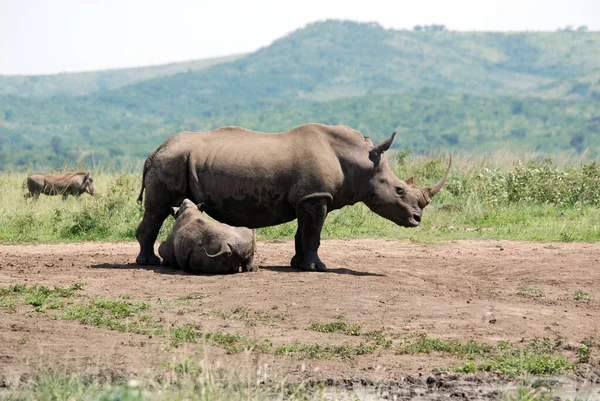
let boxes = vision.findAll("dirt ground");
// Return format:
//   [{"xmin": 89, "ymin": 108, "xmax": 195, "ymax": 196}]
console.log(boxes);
[{"xmin": 1, "ymin": 239, "xmax": 599, "ymax": 399}]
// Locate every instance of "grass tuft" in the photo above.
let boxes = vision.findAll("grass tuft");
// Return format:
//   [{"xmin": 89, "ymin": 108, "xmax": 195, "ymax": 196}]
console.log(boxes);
[
  {"xmin": 308, "ymin": 320, "xmax": 361, "ymax": 336},
  {"xmin": 517, "ymin": 285, "xmax": 545, "ymax": 298},
  {"xmin": 573, "ymin": 289, "xmax": 591, "ymax": 301}
]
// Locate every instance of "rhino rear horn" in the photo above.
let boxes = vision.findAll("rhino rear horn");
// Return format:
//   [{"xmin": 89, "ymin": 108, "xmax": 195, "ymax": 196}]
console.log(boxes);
[{"xmin": 425, "ymin": 156, "xmax": 452, "ymax": 198}]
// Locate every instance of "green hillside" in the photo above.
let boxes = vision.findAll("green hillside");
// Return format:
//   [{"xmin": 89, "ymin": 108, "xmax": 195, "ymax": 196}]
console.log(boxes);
[
  {"xmin": 0, "ymin": 20, "xmax": 599, "ymax": 171},
  {"xmin": 0, "ymin": 54, "xmax": 245, "ymax": 97},
  {"xmin": 91, "ymin": 20, "xmax": 600, "ymax": 117}
]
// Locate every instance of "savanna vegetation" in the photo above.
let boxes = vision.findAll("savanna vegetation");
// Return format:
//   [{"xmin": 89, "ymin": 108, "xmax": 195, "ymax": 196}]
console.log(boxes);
[
  {"xmin": 1, "ymin": 20, "xmax": 599, "ymax": 171},
  {"xmin": 1, "ymin": 151, "xmax": 599, "ymax": 244}
]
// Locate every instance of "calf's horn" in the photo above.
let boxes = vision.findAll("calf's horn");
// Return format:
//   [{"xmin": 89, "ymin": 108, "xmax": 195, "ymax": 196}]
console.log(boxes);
[{"xmin": 205, "ymin": 244, "xmax": 232, "ymax": 258}]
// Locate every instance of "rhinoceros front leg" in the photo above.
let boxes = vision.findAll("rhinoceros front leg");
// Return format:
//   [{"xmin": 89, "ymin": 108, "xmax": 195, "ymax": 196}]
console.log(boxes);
[
  {"xmin": 241, "ymin": 253, "xmax": 258, "ymax": 272},
  {"xmin": 291, "ymin": 197, "xmax": 328, "ymax": 272}
]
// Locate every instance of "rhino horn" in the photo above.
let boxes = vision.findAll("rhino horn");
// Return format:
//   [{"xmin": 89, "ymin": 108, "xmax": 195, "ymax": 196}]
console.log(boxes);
[
  {"xmin": 425, "ymin": 156, "xmax": 452, "ymax": 198},
  {"xmin": 205, "ymin": 244, "xmax": 232, "ymax": 258}
]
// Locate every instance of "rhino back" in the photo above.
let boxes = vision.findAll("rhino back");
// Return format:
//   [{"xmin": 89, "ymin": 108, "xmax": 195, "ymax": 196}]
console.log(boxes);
[{"xmin": 166, "ymin": 124, "xmax": 373, "ymax": 227}]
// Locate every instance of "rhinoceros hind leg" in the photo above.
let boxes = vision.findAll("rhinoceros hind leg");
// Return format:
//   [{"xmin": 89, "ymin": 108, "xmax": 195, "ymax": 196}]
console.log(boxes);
[
  {"xmin": 292, "ymin": 197, "xmax": 328, "ymax": 272},
  {"xmin": 136, "ymin": 211, "xmax": 169, "ymax": 265}
]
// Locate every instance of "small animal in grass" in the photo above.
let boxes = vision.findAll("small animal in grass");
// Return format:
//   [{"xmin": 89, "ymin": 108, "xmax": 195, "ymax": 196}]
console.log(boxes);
[{"xmin": 24, "ymin": 172, "xmax": 95, "ymax": 201}]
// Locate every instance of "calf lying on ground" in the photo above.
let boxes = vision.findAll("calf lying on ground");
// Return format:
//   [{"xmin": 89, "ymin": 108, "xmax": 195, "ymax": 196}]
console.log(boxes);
[
  {"xmin": 24, "ymin": 172, "xmax": 95, "ymax": 200},
  {"xmin": 158, "ymin": 199, "xmax": 256, "ymax": 274}
]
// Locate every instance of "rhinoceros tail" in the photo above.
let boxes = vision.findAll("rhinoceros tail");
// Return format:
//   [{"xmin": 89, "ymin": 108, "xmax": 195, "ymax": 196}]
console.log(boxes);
[
  {"xmin": 136, "ymin": 172, "xmax": 146, "ymax": 203},
  {"xmin": 137, "ymin": 176, "xmax": 146, "ymax": 204},
  {"xmin": 137, "ymin": 147, "xmax": 159, "ymax": 203}
]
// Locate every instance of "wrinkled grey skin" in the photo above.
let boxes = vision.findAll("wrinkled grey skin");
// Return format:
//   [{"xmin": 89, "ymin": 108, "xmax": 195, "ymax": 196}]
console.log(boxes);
[
  {"xmin": 24, "ymin": 172, "xmax": 96, "ymax": 201},
  {"xmin": 158, "ymin": 199, "xmax": 257, "ymax": 274},
  {"xmin": 136, "ymin": 123, "xmax": 451, "ymax": 271}
]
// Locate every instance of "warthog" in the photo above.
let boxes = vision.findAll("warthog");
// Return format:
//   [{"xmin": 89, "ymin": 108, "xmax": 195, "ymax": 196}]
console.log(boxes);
[
  {"xmin": 24, "ymin": 172, "xmax": 96, "ymax": 200},
  {"xmin": 136, "ymin": 123, "xmax": 451, "ymax": 270},
  {"xmin": 158, "ymin": 199, "xmax": 257, "ymax": 274}
]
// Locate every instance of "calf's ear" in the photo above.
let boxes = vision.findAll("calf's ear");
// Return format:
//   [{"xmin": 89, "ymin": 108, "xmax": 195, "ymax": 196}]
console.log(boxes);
[{"xmin": 404, "ymin": 176, "xmax": 417, "ymax": 186}]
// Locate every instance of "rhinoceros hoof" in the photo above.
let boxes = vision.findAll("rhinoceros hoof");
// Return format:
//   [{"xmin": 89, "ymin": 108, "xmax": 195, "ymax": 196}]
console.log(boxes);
[
  {"xmin": 290, "ymin": 254, "xmax": 303, "ymax": 269},
  {"xmin": 299, "ymin": 262, "xmax": 327, "ymax": 272},
  {"xmin": 242, "ymin": 264, "xmax": 259, "ymax": 272},
  {"xmin": 136, "ymin": 254, "xmax": 161, "ymax": 266}
]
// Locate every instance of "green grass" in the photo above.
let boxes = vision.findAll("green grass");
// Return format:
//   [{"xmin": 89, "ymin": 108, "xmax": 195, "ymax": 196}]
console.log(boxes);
[
  {"xmin": 308, "ymin": 320, "xmax": 361, "ymax": 336},
  {"xmin": 0, "ymin": 283, "xmax": 163, "ymax": 335},
  {"xmin": 0, "ymin": 283, "xmax": 79, "ymax": 311},
  {"xmin": 2, "ymin": 153, "xmax": 600, "ymax": 244},
  {"xmin": 273, "ymin": 341, "xmax": 377, "ymax": 360},
  {"xmin": 60, "ymin": 298, "xmax": 162, "ymax": 335},
  {"xmin": 170, "ymin": 323, "xmax": 203, "ymax": 347},
  {"xmin": 2, "ymin": 368, "xmax": 592, "ymax": 401},
  {"xmin": 456, "ymin": 338, "xmax": 574, "ymax": 377},
  {"xmin": 517, "ymin": 285, "xmax": 545, "ymax": 298},
  {"xmin": 2, "ymin": 368, "xmax": 330, "ymax": 401},
  {"xmin": 573, "ymin": 290, "xmax": 591, "ymax": 302},
  {"xmin": 397, "ymin": 333, "xmax": 492, "ymax": 356}
]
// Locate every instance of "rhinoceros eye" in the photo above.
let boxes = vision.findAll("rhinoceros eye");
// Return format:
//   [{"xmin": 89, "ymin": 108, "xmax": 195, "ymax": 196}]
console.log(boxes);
[{"xmin": 395, "ymin": 187, "xmax": 405, "ymax": 196}]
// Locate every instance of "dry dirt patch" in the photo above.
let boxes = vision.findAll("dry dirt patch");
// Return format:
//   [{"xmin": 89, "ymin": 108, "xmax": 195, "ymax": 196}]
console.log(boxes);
[{"xmin": 0, "ymin": 239, "xmax": 599, "ymax": 397}]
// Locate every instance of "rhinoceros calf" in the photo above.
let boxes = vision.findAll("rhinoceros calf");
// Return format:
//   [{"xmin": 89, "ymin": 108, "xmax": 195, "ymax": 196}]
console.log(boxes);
[
  {"xmin": 24, "ymin": 172, "xmax": 96, "ymax": 200},
  {"xmin": 158, "ymin": 199, "xmax": 257, "ymax": 274}
]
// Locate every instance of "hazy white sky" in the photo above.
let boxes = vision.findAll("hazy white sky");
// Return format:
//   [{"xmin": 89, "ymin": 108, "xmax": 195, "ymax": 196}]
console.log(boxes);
[{"xmin": 1, "ymin": 0, "xmax": 598, "ymax": 75}]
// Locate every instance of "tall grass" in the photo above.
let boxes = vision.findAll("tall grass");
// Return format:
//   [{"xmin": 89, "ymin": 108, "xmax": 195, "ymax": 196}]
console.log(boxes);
[
  {"xmin": 2, "ymin": 360, "xmax": 331, "ymax": 401},
  {"xmin": 1, "ymin": 151, "xmax": 600, "ymax": 244}
]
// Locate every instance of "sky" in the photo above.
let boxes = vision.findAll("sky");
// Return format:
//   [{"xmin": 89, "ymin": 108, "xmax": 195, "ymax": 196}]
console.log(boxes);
[{"xmin": 1, "ymin": 0, "xmax": 599, "ymax": 76}]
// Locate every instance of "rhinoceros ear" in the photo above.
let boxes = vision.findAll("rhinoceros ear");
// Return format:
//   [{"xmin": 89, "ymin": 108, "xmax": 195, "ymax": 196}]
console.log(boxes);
[
  {"xmin": 374, "ymin": 132, "xmax": 396, "ymax": 154},
  {"xmin": 171, "ymin": 206, "xmax": 180, "ymax": 218},
  {"xmin": 197, "ymin": 203, "xmax": 205, "ymax": 213},
  {"xmin": 369, "ymin": 132, "xmax": 396, "ymax": 164},
  {"xmin": 404, "ymin": 176, "xmax": 417, "ymax": 187}
]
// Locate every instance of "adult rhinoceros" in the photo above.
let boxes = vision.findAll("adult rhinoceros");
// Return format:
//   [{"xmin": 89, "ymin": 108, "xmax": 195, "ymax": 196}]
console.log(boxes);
[
  {"xmin": 136, "ymin": 123, "xmax": 451, "ymax": 271},
  {"xmin": 24, "ymin": 172, "xmax": 96, "ymax": 200}
]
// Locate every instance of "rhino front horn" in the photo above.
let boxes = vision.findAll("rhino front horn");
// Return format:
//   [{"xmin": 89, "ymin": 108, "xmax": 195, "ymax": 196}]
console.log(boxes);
[{"xmin": 425, "ymin": 156, "xmax": 452, "ymax": 198}]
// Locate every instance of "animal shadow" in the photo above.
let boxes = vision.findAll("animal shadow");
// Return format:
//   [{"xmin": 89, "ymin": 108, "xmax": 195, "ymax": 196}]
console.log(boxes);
[
  {"xmin": 260, "ymin": 265, "xmax": 385, "ymax": 277},
  {"xmin": 89, "ymin": 263, "xmax": 190, "ymax": 275}
]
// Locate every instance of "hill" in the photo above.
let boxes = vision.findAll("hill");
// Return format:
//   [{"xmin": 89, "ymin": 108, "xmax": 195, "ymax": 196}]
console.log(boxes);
[
  {"xmin": 91, "ymin": 20, "xmax": 600, "ymax": 118},
  {"xmin": 0, "ymin": 20, "xmax": 599, "ymax": 171},
  {"xmin": 0, "ymin": 54, "xmax": 245, "ymax": 97}
]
